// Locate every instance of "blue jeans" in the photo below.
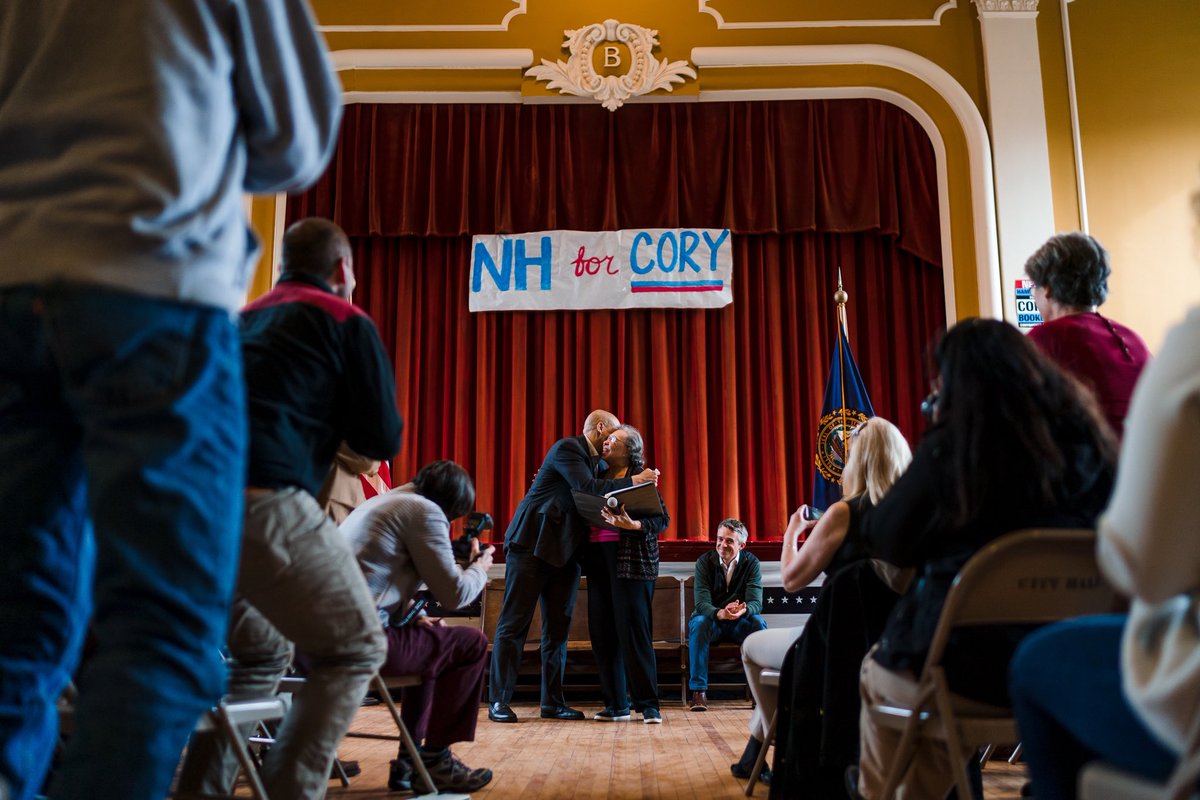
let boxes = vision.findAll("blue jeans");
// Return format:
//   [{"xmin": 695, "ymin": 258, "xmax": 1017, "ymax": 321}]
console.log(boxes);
[
  {"xmin": 0, "ymin": 284, "xmax": 246, "ymax": 800},
  {"xmin": 1009, "ymin": 615, "xmax": 1177, "ymax": 800},
  {"xmin": 687, "ymin": 613, "xmax": 767, "ymax": 691}
]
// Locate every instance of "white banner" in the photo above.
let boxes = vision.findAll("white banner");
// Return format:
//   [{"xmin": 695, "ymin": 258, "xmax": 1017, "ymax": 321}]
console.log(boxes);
[{"xmin": 468, "ymin": 228, "xmax": 733, "ymax": 312}]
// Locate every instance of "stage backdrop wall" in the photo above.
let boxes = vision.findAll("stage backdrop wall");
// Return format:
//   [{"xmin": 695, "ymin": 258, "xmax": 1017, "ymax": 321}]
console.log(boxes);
[{"xmin": 287, "ymin": 100, "xmax": 946, "ymax": 541}]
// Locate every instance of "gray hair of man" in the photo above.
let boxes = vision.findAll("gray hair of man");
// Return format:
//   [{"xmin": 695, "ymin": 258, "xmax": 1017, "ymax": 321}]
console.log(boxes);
[{"xmin": 717, "ymin": 517, "xmax": 749, "ymax": 546}]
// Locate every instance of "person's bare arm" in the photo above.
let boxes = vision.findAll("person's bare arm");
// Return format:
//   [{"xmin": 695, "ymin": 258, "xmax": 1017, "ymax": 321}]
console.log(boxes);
[{"xmin": 780, "ymin": 501, "xmax": 851, "ymax": 593}]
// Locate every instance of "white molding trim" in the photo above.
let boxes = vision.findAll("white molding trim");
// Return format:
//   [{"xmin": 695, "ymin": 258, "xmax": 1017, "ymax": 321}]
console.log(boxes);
[
  {"xmin": 271, "ymin": 192, "xmax": 287, "ymax": 284},
  {"xmin": 973, "ymin": 0, "xmax": 1039, "ymax": 11},
  {"xmin": 331, "ymin": 49, "xmax": 533, "ymax": 71},
  {"xmin": 698, "ymin": 1, "xmax": 957, "ymax": 29},
  {"xmin": 691, "ymin": 44, "xmax": 1001, "ymax": 319},
  {"xmin": 1060, "ymin": 0, "xmax": 1088, "ymax": 232},
  {"xmin": 975, "ymin": 10, "xmax": 1038, "ymax": 19},
  {"xmin": 698, "ymin": 87, "xmax": 957, "ymax": 322},
  {"xmin": 318, "ymin": 0, "xmax": 526, "ymax": 33},
  {"xmin": 342, "ymin": 91, "xmax": 523, "ymax": 104}
]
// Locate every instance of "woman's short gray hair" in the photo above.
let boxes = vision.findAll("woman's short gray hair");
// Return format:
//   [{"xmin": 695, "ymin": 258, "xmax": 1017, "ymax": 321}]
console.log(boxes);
[
  {"xmin": 619, "ymin": 424, "xmax": 645, "ymax": 473},
  {"xmin": 1024, "ymin": 232, "xmax": 1111, "ymax": 309}
]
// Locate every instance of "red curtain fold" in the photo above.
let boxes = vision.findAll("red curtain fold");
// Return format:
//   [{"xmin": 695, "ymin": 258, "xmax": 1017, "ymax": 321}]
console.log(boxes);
[
  {"xmin": 287, "ymin": 99, "xmax": 947, "ymax": 540},
  {"xmin": 289, "ymin": 100, "xmax": 942, "ymax": 265}
]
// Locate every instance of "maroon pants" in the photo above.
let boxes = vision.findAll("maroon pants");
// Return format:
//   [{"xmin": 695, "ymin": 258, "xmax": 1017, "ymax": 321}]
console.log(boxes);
[{"xmin": 381, "ymin": 623, "xmax": 487, "ymax": 751}]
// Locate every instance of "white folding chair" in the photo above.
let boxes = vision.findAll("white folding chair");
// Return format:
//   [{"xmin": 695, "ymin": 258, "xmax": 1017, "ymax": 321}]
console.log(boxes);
[
  {"xmin": 190, "ymin": 697, "xmax": 289, "ymax": 800},
  {"xmin": 867, "ymin": 528, "xmax": 1119, "ymax": 800},
  {"xmin": 744, "ymin": 668, "xmax": 781, "ymax": 795}
]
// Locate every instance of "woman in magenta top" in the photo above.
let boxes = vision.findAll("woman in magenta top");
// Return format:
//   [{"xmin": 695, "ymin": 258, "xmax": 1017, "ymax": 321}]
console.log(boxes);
[
  {"xmin": 1025, "ymin": 232, "xmax": 1150, "ymax": 439},
  {"xmin": 585, "ymin": 424, "xmax": 670, "ymax": 724}
]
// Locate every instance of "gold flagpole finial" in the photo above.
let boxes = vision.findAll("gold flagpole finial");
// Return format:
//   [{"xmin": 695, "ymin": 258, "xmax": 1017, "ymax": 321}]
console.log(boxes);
[{"xmin": 834, "ymin": 267, "xmax": 848, "ymax": 305}]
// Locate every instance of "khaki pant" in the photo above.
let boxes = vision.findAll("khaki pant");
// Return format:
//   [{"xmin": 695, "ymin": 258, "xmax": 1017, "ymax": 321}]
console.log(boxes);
[
  {"xmin": 178, "ymin": 488, "xmax": 386, "ymax": 800},
  {"xmin": 856, "ymin": 648, "xmax": 979, "ymax": 800},
  {"xmin": 741, "ymin": 624, "xmax": 806, "ymax": 741}
]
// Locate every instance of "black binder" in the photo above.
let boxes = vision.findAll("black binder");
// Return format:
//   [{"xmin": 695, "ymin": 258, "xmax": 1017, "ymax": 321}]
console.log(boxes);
[{"xmin": 572, "ymin": 482, "xmax": 665, "ymax": 530}]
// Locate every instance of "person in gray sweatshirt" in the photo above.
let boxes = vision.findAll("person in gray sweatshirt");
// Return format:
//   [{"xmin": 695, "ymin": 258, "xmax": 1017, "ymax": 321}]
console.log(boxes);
[{"xmin": 0, "ymin": 2, "xmax": 341, "ymax": 798}]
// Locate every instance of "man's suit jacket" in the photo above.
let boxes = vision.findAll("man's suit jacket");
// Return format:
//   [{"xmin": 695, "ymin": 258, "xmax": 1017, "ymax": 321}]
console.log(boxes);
[{"xmin": 504, "ymin": 435, "xmax": 634, "ymax": 568}]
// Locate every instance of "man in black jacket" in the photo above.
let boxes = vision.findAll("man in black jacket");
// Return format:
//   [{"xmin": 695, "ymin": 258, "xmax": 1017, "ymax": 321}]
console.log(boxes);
[
  {"xmin": 178, "ymin": 218, "xmax": 403, "ymax": 799},
  {"xmin": 488, "ymin": 410, "xmax": 658, "ymax": 723},
  {"xmin": 687, "ymin": 519, "xmax": 766, "ymax": 710}
]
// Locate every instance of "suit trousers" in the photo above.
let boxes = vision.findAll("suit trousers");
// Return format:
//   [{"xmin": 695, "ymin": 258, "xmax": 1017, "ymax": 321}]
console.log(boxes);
[
  {"xmin": 489, "ymin": 548, "xmax": 580, "ymax": 707},
  {"xmin": 586, "ymin": 541, "xmax": 659, "ymax": 712}
]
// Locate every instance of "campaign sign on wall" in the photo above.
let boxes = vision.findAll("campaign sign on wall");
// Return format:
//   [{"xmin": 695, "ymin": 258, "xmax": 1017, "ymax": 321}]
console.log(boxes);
[
  {"xmin": 1015, "ymin": 279, "xmax": 1043, "ymax": 329},
  {"xmin": 468, "ymin": 228, "xmax": 733, "ymax": 312}
]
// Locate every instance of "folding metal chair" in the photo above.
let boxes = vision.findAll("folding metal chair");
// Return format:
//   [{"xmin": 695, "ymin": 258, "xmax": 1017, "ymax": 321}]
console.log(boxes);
[
  {"xmin": 266, "ymin": 676, "xmax": 351, "ymax": 788},
  {"xmin": 338, "ymin": 672, "xmax": 469, "ymax": 799},
  {"xmin": 1079, "ymin": 706, "xmax": 1200, "ymax": 800},
  {"xmin": 744, "ymin": 668, "xmax": 781, "ymax": 795},
  {"xmin": 190, "ymin": 697, "xmax": 289, "ymax": 800},
  {"xmin": 866, "ymin": 528, "xmax": 1120, "ymax": 800}
]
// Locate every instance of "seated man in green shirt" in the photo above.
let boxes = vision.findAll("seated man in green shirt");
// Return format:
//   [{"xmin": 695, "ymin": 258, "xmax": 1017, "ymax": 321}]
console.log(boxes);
[{"xmin": 687, "ymin": 518, "xmax": 766, "ymax": 710}]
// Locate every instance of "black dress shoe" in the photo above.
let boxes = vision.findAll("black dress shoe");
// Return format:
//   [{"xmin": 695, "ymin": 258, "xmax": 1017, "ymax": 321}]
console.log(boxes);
[
  {"xmin": 488, "ymin": 702, "xmax": 518, "ymax": 723},
  {"xmin": 539, "ymin": 704, "xmax": 585, "ymax": 720}
]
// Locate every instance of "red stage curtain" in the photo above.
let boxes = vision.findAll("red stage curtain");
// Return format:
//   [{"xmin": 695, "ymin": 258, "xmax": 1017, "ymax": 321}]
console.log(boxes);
[{"xmin": 287, "ymin": 100, "xmax": 946, "ymax": 541}]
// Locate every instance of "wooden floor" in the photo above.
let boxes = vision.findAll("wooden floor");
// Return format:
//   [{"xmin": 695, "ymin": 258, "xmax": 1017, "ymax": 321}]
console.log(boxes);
[{"xmin": 321, "ymin": 701, "xmax": 1028, "ymax": 799}]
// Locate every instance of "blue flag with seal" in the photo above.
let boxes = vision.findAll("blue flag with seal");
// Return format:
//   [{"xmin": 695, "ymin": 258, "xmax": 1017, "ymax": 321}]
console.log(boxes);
[{"xmin": 812, "ymin": 283, "xmax": 874, "ymax": 511}]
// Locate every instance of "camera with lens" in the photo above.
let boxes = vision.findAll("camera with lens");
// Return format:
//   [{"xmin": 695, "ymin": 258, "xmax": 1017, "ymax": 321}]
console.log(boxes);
[{"xmin": 452, "ymin": 511, "xmax": 493, "ymax": 564}]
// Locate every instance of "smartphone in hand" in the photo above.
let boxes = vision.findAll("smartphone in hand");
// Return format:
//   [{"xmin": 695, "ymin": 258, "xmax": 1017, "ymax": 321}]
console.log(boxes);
[{"xmin": 801, "ymin": 504, "xmax": 824, "ymax": 522}]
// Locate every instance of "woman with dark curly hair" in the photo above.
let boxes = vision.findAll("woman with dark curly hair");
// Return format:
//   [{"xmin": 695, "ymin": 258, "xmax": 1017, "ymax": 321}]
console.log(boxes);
[
  {"xmin": 1025, "ymin": 231, "xmax": 1150, "ymax": 438},
  {"xmin": 585, "ymin": 424, "xmax": 670, "ymax": 724},
  {"xmin": 850, "ymin": 317, "xmax": 1118, "ymax": 800}
]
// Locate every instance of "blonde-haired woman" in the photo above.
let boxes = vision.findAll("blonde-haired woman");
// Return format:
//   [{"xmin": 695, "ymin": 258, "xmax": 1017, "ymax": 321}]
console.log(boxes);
[{"xmin": 731, "ymin": 417, "xmax": 912, "ymax": 793}]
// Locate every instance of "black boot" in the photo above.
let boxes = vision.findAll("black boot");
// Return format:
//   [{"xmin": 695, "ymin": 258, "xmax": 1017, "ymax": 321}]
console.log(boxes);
[{"xmin": 730, "ymin": 736, "xmax": 763, "ymax": 779}]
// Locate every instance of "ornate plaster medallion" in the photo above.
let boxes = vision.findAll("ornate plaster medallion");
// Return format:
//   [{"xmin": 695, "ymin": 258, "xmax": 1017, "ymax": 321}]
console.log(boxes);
[{"xmin": 525, "ymin": 19, "xmax": 697, "ymax": 111}]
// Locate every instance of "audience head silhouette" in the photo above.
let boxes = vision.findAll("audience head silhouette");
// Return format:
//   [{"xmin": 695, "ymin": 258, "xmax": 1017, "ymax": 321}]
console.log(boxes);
[
  {"xmin": 411, "ymin": 460, "xmax": 476, "ymax": 521},
  {"xmin": 1025, "ymin": 232, "xmax": 1111, "ymax": 317},
  {"xmin": 281, "ymin": 217, "xmax": 352, "ymax": 284},
  {"xmin": 930, "ymin": 317, "xmax": 1116, "ymax": 526}
]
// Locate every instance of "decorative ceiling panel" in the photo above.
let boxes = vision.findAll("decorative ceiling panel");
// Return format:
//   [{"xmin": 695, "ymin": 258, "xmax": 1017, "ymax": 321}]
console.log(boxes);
[
  {"xmin": 699, "ymin": 0, "xmax": 957, "ymax": 29},
  {"xmin": 312, "ymin": 0, "xmax": 526, "ymax": 32}
]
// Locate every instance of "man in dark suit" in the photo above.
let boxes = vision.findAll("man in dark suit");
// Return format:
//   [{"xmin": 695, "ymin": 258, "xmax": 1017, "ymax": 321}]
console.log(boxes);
[
  {"xmin": 687, "ymin": 518, "xmax": 766, "ymax": 710},
  {"xmin": 488, "ymin": 409, "xmax": 659, "ymax": 722}
]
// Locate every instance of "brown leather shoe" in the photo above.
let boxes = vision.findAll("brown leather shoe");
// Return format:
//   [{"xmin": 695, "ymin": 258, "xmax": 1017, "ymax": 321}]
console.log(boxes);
[{"xmin": 688, "ymin": 690, "xmax": 708, "ymax": 711}]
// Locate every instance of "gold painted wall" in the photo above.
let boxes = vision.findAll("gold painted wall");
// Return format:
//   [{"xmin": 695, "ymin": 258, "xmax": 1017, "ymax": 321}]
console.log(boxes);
[{"xmin": 1067, "ymin": 0, "xmax": 1200, "ymax": 351}]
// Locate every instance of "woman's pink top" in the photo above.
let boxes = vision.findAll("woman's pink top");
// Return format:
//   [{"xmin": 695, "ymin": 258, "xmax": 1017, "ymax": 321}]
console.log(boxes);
[{"xmin": 589, "ymin": 525, "xmax": 620, "ymax": 543}]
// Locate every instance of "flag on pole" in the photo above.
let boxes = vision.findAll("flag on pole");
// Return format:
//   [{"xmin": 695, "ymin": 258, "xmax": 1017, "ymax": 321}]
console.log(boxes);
[{"xmin": 812, "ymin": 273, "xmax": 874, "ymax": 511}]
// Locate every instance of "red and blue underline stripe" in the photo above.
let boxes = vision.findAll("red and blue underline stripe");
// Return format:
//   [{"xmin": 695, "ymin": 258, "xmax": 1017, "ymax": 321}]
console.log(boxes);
[{"xmin": 630, "ymin": 280, "xmax": 725, "ymax": 293}]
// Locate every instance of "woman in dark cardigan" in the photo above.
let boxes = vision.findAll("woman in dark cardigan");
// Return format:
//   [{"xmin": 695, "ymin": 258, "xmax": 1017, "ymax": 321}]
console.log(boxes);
[
  {"xmin": 585, "ymin": 424, "xmax": 670, "ymax": 723},
  {"xmin": 852, "ymin": 318, "xmax": 1117, "ymax": 800}
]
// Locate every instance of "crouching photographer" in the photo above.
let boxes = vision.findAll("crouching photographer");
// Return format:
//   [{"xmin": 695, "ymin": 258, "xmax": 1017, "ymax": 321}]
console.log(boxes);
[{"xmin": 341, "ymin": 460, "xmax": 495, "ymax": 793}]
